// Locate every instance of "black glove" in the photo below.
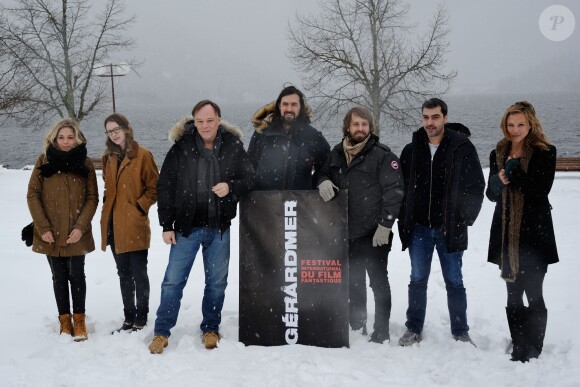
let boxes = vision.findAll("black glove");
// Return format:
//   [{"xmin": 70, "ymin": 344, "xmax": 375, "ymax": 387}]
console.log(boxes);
[
  {"xmin": 504, "ymin": 158, "xmax": 520, "ymax": 180},
  {"xmin": 487, "ymin": 174, "xmax": 505, "ymax": 197},
  {"xmin": 21, "ymin": 222, "xmax": 33, "ymax": 247}
]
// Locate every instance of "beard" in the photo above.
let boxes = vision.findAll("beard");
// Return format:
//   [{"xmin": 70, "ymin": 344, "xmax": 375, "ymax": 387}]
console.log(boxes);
[
  {"xmin": 425, "ymin": 125, "xmax": 444, "ymax": 138},
  {"xmin": 283, "ymin": 112, "xmax": 297, "ymax": 123},
  {"xmin": 282, "ymin": 113, "xmax": 299, "ymax": 132},
  {"xmin": 348, "ymin": 131, "xmax": 369, "ymax": 144}
]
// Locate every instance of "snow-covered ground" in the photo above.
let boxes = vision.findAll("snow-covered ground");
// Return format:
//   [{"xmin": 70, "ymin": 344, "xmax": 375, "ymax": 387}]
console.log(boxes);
[{"xmin": 1, "ymin": 166, "xmax": 578, "ymax": 387}]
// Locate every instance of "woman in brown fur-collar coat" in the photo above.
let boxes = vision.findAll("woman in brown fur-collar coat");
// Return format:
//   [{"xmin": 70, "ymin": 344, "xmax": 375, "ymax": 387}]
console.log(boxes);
[
  {"xmin": 27, "ymin": 118, "xmax": 99, "ymax": 341},
  {"xmin": 486, "ymin": 101, "xmax": 558, "ymax": 362},
  {"xmin": 100, "ymin": 113, "xmax": 158, "ymax": 333}
]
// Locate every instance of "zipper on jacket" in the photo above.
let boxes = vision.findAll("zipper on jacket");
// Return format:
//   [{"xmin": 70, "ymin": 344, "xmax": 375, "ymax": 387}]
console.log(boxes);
[
  {"xmin": 282, "ymin": 135, "xmax": 291, "ymax": 190},
  {"xmin": 428, "ymin": 158, "xmax": 433, "ymax": 227},
  {"xmin": 442, "ymin": 139, "xmax": 467, "ymax": 241},
  {"xmin": 442, "ymin": 160, "xmax": 451, "ymax": 238}
]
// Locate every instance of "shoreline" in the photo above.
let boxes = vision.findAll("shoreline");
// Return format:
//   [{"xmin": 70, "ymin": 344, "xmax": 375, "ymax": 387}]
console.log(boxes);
[{"xmin": 4, "ymin": 164, "xmax": 580, "ymax": 175}]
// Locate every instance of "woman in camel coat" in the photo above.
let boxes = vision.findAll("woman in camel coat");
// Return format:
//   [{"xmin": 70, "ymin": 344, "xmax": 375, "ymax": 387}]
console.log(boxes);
[
  {"xmin": 27, "ymin": 117, "xmax": 98, "ymax": 341},
  {"xmin": 100, "ymin": 113, "xmax": 158, "ymax": 333}
]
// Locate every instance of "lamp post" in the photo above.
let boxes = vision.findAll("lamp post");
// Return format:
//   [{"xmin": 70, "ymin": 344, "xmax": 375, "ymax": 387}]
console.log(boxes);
[{"xmin": 93, "ymin": 62, "xmax": 131, "ymax": 112}]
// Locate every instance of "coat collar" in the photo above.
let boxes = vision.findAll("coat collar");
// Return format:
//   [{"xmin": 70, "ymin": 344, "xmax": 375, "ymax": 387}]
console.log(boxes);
[
  {"xmin": 168, "ymin": 116, "xmax": 243, "ymax": 144},
  {"xmin": 126, "ymin": 141, "xmax": 140, "ymax": 159},
  {"xmin": 333, "ymin": 134, "xmax": 379, "ymax": 168},
  {"xmin": 251, "ymin": 101, "xmax": 314, "ymax": 134},
  {"xmin": 412, "ymin": 126, "xmax": 468, "ymax": 151}
]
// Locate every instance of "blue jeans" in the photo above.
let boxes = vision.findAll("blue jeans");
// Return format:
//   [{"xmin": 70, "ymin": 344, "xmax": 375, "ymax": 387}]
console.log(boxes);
[
  {"xmin": 405, "ymin": 225, "xmax": 469, "ymax": 336},
  {"xmin": 154, "ymin": 228, "xmax": 230, "ymax": 337}
]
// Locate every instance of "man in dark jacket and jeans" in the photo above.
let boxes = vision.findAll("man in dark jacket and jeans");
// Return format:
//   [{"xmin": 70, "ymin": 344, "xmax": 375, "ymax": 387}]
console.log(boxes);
[
  {"xmin": 148, "ymin": 100, "xmax": 255, "ymax": 354},
  {"xmin": 397, "ymin": 98, "xmax": 485, "ymax": 347},
  {"xmin": 248, "ymin": 85, "xmax": 330, "ymax": 190},
  {"xmin": 318, "ymin": 106, "xmax": 404, "ymax": 343}
]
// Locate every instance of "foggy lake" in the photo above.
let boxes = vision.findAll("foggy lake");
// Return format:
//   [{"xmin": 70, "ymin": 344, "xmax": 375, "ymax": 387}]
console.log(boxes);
[{"xmin": 3, "ymin": 91, "xmax": 579, "ymax": 170}]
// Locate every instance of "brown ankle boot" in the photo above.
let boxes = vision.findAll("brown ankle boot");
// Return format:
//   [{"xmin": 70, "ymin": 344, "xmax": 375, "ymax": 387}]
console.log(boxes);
[
  {"xmin": 202, "ymin": 331, "xmax": 220, "ymax": 349},
  {"xmin": 59, "ymin": 314, "xmax": 73, "ymax": 335},
  {"xmin": 72, "ymin": 313, "xmax": 88, "ymax": 342}
]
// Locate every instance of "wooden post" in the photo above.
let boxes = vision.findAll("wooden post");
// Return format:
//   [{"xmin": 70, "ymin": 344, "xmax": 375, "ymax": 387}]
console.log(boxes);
[{"xmin": 110, "ymin": 64, "xmax": 116, "ymax": 113}]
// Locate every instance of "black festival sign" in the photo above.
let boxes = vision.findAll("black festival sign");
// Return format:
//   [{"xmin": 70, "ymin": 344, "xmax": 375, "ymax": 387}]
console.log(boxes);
[{"xmin": 239, "ymin": 190, "xmax": 349, "ymax": 348}]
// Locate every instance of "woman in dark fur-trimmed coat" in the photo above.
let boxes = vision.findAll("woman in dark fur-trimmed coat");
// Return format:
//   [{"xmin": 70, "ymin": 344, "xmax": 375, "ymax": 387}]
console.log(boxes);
[{"xmin": 486, "ymin": 101, "xmax": 558, "ymax": 362}]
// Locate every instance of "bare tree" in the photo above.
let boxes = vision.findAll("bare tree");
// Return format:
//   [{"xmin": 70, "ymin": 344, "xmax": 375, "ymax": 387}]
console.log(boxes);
[
  {"xmin": 0, "ymin": 43, "xmax": 23, "ymax": 112},
  {"xmin": 288, "ymin": 0, "xmax": 456, "ymax": 135},
  {"xmin": 0, "ymin": 0, "xmax": 135, "ymax": 127}
]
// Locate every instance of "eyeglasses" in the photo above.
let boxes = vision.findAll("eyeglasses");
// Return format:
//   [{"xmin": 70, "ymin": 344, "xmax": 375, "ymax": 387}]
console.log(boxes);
[{"xmin": 105, "ymin": 126, "xmax": 123, "ymax": 136}]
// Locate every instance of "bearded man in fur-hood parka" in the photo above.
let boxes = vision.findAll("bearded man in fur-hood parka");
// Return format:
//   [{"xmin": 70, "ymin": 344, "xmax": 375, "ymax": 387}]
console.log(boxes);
[{"xmin": 248, "ymin": 85, "xmax": 330, "ymax": 190}]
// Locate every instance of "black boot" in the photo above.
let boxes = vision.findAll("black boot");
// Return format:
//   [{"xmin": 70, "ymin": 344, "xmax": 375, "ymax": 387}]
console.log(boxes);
[
  {"xmin": 111, "ymin": 321, "xmax": 133, "ymax": 334},
  {"xmin": 135, "ymin": 309, "xmax": 148, "ymax": 329},
  {"xmin": 350, "ymin": 322, "xmax": 368, "ymax": 336},
  {"xmin": 349, "ymin": 300, "xmax": 368, "ymax": 336},
  {"xmin": 369, "ymin": 329, "xmax": 389, "ymax": 344},
  {"xmin": 506, "ymin": 306, "xmax": 530, "ymax": 362},
  {"xmin": 369, "ymin": 291, "xmax": 391, "ymax": 344},
  {"xmin": 526, "ymin": 307, "xmax": 547, "ymax": 359},
  {"xmin": 349, "ymin": 296, "xmax": 368, "ymax": 336}
]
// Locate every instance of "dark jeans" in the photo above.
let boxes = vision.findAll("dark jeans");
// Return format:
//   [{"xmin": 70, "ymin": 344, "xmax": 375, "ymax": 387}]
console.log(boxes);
[
  {"xmin": 405, "ymin": 225, "xmax": 469, "ymax": 336},
  {"xmin": 506, "ymin": 266, "xmax": 547, "ymax": 311},
  {"xmin": 46, "ymin": 255, "xmax": 86, "ymax": 315},
  {"xmin": 349, "ymin": 233, "xmax": 392, "ymax": 334},
  {"xmin": 111, "ymin": 240, "xmax": 150, "ymax": 326}
]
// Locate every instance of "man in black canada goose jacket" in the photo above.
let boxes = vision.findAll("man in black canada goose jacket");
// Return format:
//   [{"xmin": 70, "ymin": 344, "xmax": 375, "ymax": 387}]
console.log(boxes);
[{"xmin": 318, "ymin": 106, "xmax": 404, "ymax": 344}]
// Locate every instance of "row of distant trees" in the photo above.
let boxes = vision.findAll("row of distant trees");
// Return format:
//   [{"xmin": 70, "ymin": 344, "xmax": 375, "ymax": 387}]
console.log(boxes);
[{"xmin": 0, "ymin": 0, "xmax": 454, "ymax": 135}]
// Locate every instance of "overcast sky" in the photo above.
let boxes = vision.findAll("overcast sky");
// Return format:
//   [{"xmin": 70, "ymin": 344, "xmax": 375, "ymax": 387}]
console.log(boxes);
[{"xmin": 113, "ymin": 0, "xmax": 579, "ymax": 104}]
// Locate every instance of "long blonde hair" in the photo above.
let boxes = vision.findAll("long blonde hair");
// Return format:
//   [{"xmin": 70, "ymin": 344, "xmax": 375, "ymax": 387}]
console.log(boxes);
[
  {"xmin": 43, "ymin": 118, "xmax": 86, "ymax": 154},
  {"xmin": 499, "ymin": 101, "xmax": 550, "ymax": 151}
]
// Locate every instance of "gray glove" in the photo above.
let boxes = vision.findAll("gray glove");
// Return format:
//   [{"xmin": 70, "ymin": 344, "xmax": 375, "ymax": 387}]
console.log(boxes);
[
  {"xmin": 318, "ymin": 180, "xmax": 338, "ymax": 202},
  {"xmin": 372, "ymin": 224, "xmax": 392, "ymax": 247}
]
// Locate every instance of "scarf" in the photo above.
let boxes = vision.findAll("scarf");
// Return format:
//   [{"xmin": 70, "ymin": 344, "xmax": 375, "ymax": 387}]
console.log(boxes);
[
  {"xmin": 342, "ymin": 135, "xmax": 371, "ymax": 166},
  {"xmin": 496, "ymin": 139, "xmax": 533, "ymax": 282},
  {"xmin": 39, "ymin": 143, "xmax": 89, "ymax": 178},
  {"xmin": 194, "ymin": 130, "xmax": 222, "ymax": 227}
]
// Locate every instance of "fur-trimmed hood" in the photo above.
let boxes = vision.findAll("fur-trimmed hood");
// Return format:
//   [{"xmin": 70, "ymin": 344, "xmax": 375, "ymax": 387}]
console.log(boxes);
[
  {"xmin": 251, "ymin": 101, "xmax": 313, "ymax": 133},
  {"xmin": 168, "ymin": 116, "xmax": 243, "ymax": 143}
]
